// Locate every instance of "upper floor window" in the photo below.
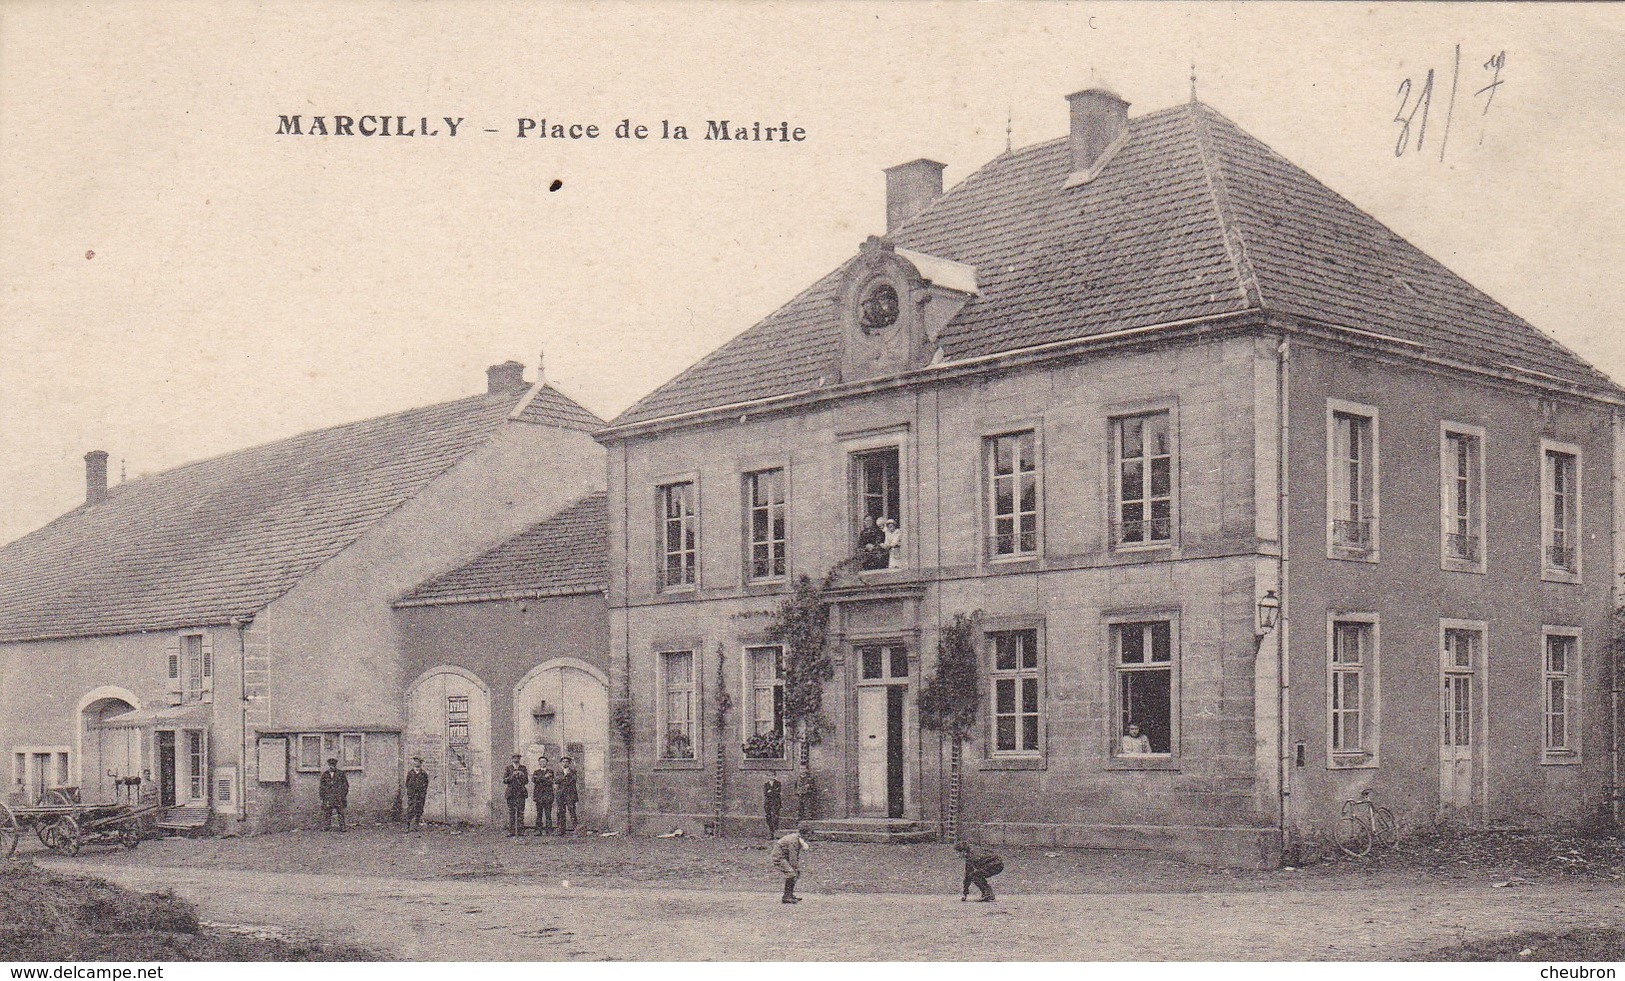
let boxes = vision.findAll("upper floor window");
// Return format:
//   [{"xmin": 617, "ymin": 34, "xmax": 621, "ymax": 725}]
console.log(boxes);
[
  {"xmin": 989, "ymin": 629, "xmax": 1041, "ymax": 755},
  {"xmin": 1441, "ymin": 427, "xmax": 1484, "ymax": 570},
  {"xmin": 658, "ymin": 482, "xmax": 697, "ymax": 590},
  {"xmin": 1542, "ymin": 444, "xmax": 1580, "ymax": 579},
  {"xmin": 169, "ymin": 633, "xmax": 213, "ymax": 703},
  {"xmin": 1328, "ymin": 403, "xmax": 1378, "ymax": 559},
  {"xmin": 745, "ymin": 469, "xmax": 787, "ymax": 581},
  {"xmin": 1328, "ymin": 617, "xmax": 1378, "ymax": 765},
  {"xmin": 1111, "ymin": 412, "xmax": 1172, "ymax": 547},
  {"xmin": 986, "ymin": 431, "xmax": 1039, "ymax": 558},
  {"xmin": 851, "ymin": 447, "xmax": 901, "ymax": 571}
]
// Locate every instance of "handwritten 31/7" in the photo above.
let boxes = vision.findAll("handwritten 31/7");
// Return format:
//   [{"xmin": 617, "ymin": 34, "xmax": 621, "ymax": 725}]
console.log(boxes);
[{"xmin": 1394, "ymin": 45, "xmax": 1507, "ymax": 161}]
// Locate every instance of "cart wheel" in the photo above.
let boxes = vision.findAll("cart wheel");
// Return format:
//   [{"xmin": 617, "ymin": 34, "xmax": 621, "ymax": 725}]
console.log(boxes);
[
  {"xmin": 36, "ymin": 817, "xmax": 61, "ymax": 848},
  {"xmin": 0, "ymin": 802, "xmax": 16, "ymax": 859},
  {"xmin": 119, "ymin": 827, "xmax": 141, "ymax": 850},
  {"xmin": 53, "ymin": 815, "xmax": 81, "ymax": 856},
  {"xmin": 43, "ymin": 789, "xmax": 71, "ymax": 807}
]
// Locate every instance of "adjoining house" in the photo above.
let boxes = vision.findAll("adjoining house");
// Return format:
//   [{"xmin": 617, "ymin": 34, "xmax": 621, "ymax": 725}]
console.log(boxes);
[
  {"xmin": 595, "ymin": 89, "xmax": 1624, "ymax": 866},
  {"xmin": 392, "ymin": 491, "xmax": 610, "ymax": 828},
  {"xmin": 0, "ymin": 361, "xmax": 605, "ymax": 833}
]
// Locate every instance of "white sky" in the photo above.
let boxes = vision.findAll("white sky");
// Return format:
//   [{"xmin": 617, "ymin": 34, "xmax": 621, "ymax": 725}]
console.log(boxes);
[{"xmin": 2, "ymin": 2, "xmax": 1622, "ymax": 544}]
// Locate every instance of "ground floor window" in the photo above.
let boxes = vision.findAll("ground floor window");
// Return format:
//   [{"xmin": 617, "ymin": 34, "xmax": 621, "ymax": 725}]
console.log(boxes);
[
  {"xmin": 1111, "ymin": 620, "xmax": 1174, "ymax": 755},
  {"xmin": 10, "ymin": 747, "xmax": 70, "ymax": 801},
  {"xmin": 1329, "ymin": 617, "xmax": 1378, "ymax": 764},
  {"xmin": 989, "ymin": 629, "xmax": 1040, "ymax": 754},
  {"xmin": 660, "ymin": 650, "xmax": 697, "ymax": 760},
  {"xmin": 1543, "ymin": 629, "xmax": 1580, "ymax": 762},
  {"xmin": 742, "ymin": 645, "xmax": 785, "ymax": 759}
]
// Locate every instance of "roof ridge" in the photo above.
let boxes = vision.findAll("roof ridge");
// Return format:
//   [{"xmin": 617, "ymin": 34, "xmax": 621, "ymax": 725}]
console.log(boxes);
[
  {"xmin": 1187, "ymin": 103, "xmax": 1265, "ymax": 309},
  {"xmin": 115, "ymin": 389, "xmax": 524, "ymax": 494}
]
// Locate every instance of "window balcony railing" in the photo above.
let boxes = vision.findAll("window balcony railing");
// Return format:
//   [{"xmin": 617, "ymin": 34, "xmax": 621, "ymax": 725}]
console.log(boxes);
[
  {"xmin": 1331, "ymin": 517, "xmax": 1373, "ymax": 551},
  {"xmin": 1445, "ymin": 532, "xmax": 1480, "ymax": 562},
  {"xmin": 1546, "ymin": 544, "xmax": 1577, "ymax": 572},
  {"xmin": 991, "ymin": 531, "xmax": 1039, "ymax": 556},
  {"xmin": 1112, "ymin": 517, "xmax": 1172, "ymax": 547}
]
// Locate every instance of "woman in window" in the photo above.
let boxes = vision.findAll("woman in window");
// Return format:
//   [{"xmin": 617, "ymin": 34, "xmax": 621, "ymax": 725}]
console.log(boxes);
[{"xmin": 882, "ymin": 518, "xmax": 904, "ymax": 569}]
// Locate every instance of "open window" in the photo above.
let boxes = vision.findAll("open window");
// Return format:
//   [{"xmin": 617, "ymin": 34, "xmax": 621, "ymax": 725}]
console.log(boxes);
[
  {"xmin": 850, "ymin": 446, "xmax": 901, "ymax": 570},
  {"xmin": 1110, "ymin": 620, "xmax": 1176, "ymax": 757}
]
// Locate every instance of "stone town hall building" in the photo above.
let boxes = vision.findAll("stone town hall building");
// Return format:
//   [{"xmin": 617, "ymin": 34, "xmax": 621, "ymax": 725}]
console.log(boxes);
[{"xmin": 598, "ymin": 90, "xmax": 1624, "ymax": 865}]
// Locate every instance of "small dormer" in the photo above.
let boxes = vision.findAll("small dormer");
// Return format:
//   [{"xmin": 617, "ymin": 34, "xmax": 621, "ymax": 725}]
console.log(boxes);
[{"xmin": 835, "ymin": 236, "xmax": 977, "ymax": 384}]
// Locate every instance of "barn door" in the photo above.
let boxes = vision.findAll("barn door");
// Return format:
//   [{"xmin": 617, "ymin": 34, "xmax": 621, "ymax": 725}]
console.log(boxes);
[{"xmin": 405, "ymin": 669, "xmax": 491, "ymax": 825}]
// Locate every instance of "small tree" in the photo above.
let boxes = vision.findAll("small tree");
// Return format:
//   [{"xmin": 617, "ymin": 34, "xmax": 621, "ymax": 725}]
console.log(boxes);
[
  {"xmin": 767, "ymin": 573, "xmax": 836, "ymax": 771},
  {"xmin": 611, "ymin": 677, "xmax": 635, "ymax": 831},
  {"xmin": 711, "ymin": 643, "xmax": 732, "ymax": 835},
  {"xmin": 918, "ymin": 611, "xmax": 982, "ymax": 839}
]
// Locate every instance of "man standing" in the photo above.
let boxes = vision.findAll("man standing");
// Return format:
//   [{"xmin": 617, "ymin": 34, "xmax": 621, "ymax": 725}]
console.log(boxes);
[
  {"xmin": 403, "ymin": 755, "xmax": 429, "ymax": 832},
  {"xmin": 531, "ymin": 755, "xmax": 555, "ymax": 835},
  {"xmin": 763, "ymin": 776, "xmax": 782, "ymax": 838},
  {"xmin": 555, "ymin": 756, "xmax": 579, "ymax": 835},
  {"xmin": 319, "ymin": 758, "xmax": 349, "ymax": 832},
  {"xmin": 770, "ymin": 824, "xmax": 811, "ymax": 904},
  {"xmin": 502, "ymin": 754, "xmax": 529, "ymax": 837},
  {"xmin": 955, "ymin": 840, "xmax": 1003, "ymax": 902}
]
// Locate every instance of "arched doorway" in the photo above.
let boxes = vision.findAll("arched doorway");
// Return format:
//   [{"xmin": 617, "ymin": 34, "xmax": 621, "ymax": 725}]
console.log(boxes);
[
  {"xmin": 405, "ymin": 667, "xmax": 492, "ymax": 825},
  {"xmin": 513, "ymin": 659, "xmax": 609, "ymax": 823},
  {"xmin": 77, "ymin": 688, "xmax": 141, "ymax": 804}
]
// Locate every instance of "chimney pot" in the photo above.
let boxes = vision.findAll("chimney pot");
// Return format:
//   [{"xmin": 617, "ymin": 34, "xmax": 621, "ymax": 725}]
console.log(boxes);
[
  {"xmin": 84, "ymin": 450, "xmax": 108, "ymax": 506},
  {"xmin": 486, "ymin": 360, "xmax": 527, "ymax": 395},
  {"xmin": 884, "ymin": 158, "xmax": 946, "ymax": 234},
  {"xmin": 1065, "ymin": 88, "xmax": 1130, "ymax": 184}
]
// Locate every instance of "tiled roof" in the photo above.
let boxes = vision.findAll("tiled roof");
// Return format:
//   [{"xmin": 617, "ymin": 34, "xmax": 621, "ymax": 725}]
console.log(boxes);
[
  {"xmin": 611, "ymin": 101, "xmax": 1616, "ymax": 428},
  {"xmin": 0, "ymin": 384, "xmax": 604, "ymax": 642},
  {"xmin": 396, "ymin": 492, "xmax": 607, "ymax": 606}
]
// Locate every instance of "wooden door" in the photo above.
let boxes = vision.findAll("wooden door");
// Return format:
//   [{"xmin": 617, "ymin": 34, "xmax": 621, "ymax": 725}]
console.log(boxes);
[{"xmin": 856, "ymin": 686, "xmax": 887, "ymax": 815}]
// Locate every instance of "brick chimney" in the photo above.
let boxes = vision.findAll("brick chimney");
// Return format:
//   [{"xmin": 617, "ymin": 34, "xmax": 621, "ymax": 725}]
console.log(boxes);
[
  {"xmin": 486, "ymin": 360, "xmax": 527, "ymax": 395},
  {"xmin": 884, "ymin": 158, "xmax": 946, "ymax": 233},
  {"xmin": 84, "ymin": 450, "xmax": 108, "ymax": 505},
  {"xmin": 1064, "ymin": 88, "xmax": 1130, "ymax": 186}
]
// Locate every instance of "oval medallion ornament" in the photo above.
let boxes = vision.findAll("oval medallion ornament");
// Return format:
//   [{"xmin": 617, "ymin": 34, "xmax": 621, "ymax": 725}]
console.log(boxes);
[{"xmin": 859, "ymin": 284, "xmax": 900, "ymax": 334}]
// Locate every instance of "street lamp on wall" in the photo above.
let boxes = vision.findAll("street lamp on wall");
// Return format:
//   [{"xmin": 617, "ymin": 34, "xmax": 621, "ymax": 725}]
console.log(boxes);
[{"xmin": 1254, "ymin": 589, "xmax": 1281, "ymax": 653}]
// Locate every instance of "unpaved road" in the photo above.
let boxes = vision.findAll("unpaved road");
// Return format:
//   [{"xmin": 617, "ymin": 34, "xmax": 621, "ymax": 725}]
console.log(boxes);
[{"xmin": 48, "ymin": 861, "xmax": 1625, "ymax": 960}]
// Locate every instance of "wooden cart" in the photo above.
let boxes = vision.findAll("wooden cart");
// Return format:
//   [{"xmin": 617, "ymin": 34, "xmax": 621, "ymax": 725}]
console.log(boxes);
[{"xmin": 0, "ymin": 790, "xmax": 159, "ymax": 857}]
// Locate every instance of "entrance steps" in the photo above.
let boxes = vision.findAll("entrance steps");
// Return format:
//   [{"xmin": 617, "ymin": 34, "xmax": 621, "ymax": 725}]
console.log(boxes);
[
  {"xmin": 155, "ymin": 806, "xmax": 210, "ymax": 835},
  {"xmin": 804, "ymin": 818, "xmax": 939, "ymax": 844}
]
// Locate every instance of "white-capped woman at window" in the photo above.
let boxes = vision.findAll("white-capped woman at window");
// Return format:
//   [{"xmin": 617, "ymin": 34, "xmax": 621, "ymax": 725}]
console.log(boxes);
[{"xmin": 882, "ymin": 518, "xmax": 904, "ymax": 569}]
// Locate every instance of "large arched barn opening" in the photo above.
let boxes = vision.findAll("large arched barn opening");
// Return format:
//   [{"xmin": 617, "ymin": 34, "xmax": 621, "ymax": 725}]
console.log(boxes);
[{"xmin": 76, "ymin": 688, "xmax": 142, "ymax": 804}]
